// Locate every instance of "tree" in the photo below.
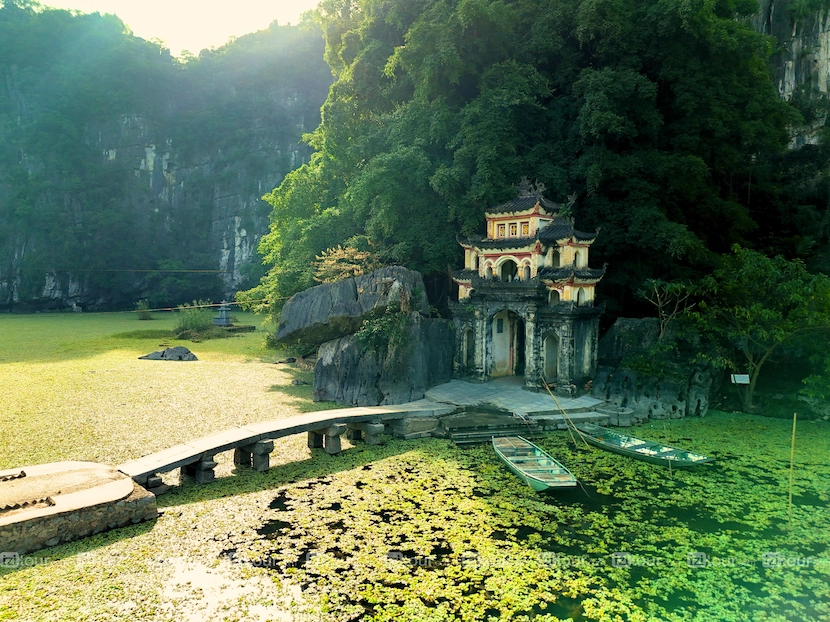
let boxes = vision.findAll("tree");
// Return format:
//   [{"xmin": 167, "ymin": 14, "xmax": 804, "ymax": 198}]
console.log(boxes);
[
  {"xmin": 694, "ymin": 246, "xmax": 830, "ymax": 411},
  {"xmin": 639, "ymin": 279, "xmax": 695, "ymax": 341},
  {"xmin": 246, "ymin": 0, "xmax": 799, "ymax": 316}
]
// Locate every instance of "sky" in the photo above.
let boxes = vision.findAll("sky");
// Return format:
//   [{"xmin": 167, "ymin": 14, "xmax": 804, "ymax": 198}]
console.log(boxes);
[{"xmin": 41, "ymin": 0, "xmax": 323, "ymax": 56}]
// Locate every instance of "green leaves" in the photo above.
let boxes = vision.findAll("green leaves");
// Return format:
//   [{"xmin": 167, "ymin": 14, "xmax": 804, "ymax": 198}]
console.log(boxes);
[
  {"xmin": 244, "ymin": 0, "xmax": 805, "ymax": 315},
  {"xmin": 694, "ymin": 246, "xmax": 830, "ymax": 409}
]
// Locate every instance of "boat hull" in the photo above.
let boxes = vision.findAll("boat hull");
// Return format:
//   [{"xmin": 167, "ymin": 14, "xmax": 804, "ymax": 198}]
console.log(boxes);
[
  {"xmin": 574, "ymin": 423, "xmax": 713, "ymax": 467},
  {"xmin": 492, "ymin": 436, "xmax": 577, "ymax": 491}
]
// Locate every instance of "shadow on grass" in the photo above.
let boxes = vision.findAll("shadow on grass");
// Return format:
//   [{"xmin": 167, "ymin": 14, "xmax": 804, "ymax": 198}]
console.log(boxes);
[
  {"xmin": 0, "ymin": 440, "xmax": 422, "ymax": 576},
  {"xmin": 0, "ymin": 520, "xmax": 157, "ymax": 577},
  {"xmin": 158, "ymin": 438, "xmax": 417, "ymax": 509},
  {"xmin": 267, "ymin": 364, "xmax": 346, "ymax": 413}
]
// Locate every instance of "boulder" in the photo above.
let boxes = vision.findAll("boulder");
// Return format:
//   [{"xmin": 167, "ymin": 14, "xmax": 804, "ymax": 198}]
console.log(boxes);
[
  {"xmin": 597, "ymin": 317, "xmax": 660, "ymax": 365},
  {"xmin": 591, "ymin": 317, "xmax": 713, "ymax": 419},
  {"xmin": 590, "ymin": 365, "xmax": 712, "ymax": 419},
  {"xmin": 313, "ymin": 315, "xmax": 453, "ymax": 406},
  {"xmin": 276, "ymin": 266, "xmax": 430, "ymax": 346},
  {"xmin": 139, "ymin": 346, "xmax": 197, "ymax": 361}
]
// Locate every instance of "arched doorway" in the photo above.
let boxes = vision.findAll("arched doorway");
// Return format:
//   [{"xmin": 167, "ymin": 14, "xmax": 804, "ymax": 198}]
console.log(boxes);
[
  {"xmin": 500, "ymin": 260, "xmax": 517, "ymax": 281},
  {"xmin": 463, "ymin": 329, "xmax": 474, "ymax": 369},
  {"xmin": 549, "ymin": 290, "xmax": 560, "ymax": 305},
  {"xmin": 577, "ymin": 287, "xmax": 587, "ymax": 306},
  {"xmin": 522, "ymin": 265, "xmax": 531, "ymax": 281},
  {"xmin": 543, "ymin": 332, "xmax": 559, "ymax": 381},
  {"xmin": 491, "ymin": 310, "xmax": 525, "ymax": 377}
]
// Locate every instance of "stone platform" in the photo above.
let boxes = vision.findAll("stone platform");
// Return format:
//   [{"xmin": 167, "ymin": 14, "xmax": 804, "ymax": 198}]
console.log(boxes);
[
  {"xmin": 425, "ymin": 378, "xmax": 606, "ymax": 422},
  {"xmin": 0, "ymin": 462, "xmax": 157, "ymax": 555}
]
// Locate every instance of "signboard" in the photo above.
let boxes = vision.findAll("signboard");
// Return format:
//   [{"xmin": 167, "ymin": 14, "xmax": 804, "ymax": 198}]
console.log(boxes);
[{"xmin": 730, "ymin": 374, "xmax": 750, "ymax": 385}]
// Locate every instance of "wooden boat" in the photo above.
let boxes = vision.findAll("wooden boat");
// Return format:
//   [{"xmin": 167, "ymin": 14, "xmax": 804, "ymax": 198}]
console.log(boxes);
[
  {"xmin": 573, "ymin": 423, "xmax": 714, "ymax": 466},
  {"xmin": 492, "ymin": 436, "xmax": 577, "ymax": 491}
]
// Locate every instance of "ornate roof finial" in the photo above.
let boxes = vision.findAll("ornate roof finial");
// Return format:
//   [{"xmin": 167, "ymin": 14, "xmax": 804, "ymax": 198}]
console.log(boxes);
[
  {"xmin": 516, "ymin": 177, "xmax": 546, "ymax": 198},
  {"xmin": 517, "ymin": 176, "xmax": 533, "ymax": 197}
]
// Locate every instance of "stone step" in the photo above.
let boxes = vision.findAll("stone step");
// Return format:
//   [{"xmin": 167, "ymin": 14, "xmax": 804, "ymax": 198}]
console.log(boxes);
[
  {"xmin": 530, "ymin": 412, "xmax": 610, "ymax": 430},
  {"xmin": 449, "ymin": 426, "xmax": 541, "ymax": 445}
]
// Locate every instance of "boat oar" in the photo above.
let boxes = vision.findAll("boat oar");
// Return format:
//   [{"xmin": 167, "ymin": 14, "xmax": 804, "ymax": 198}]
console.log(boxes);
[
  {"xmin": 542, "ymin": 379, "xmax": 590, "ymax": 448},
  {"xmin": 788, "ymin": 412, "xmax": 797, "ymax": 531}
]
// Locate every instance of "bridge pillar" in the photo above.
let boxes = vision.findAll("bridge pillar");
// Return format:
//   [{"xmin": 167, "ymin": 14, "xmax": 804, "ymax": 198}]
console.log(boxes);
[
  {"xmin": 323, "ymin": 424, "xmax": 347, "ymax": 454},
  {"xmin": 234, "ymin": 440, "xmax": 274, "ymax": 472},
  {"xmin": 363, "ymin": 422, "xmax": 385, "ymax": 445},
  {"xmin": 182, "ymin": 456, "xmax": 217, "ymax": 484},
  {"xmin": 308, "ymin": 430, "xmax": 324, "ymax": 449}
]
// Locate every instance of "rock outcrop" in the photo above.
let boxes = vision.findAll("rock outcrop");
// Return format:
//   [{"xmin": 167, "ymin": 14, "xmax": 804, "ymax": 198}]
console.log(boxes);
[
  {"xmin": 139, "ymin": 346, "xmax": 198, "ymax": 361},
  {"xmin": 590, "ymin": 317, "xmax": 713, "ymax": 422},
  {"xmin": 590, "ymin": 366, "xmax": 712, "ymax": 423},
  {"xmin": 753, "ymin": 2, "xmax": 830, "ymax": 146},
  {"xmin": 276, "ymin": 266, "xmax": 430, "ymax": 345},
  {"xmin": 313, "ymin": 313, "xmax": 453, "ymax": 406}
]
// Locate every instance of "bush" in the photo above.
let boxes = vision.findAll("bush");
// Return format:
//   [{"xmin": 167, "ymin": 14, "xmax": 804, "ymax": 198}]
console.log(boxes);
[
  {"xmin": 135, "ymin": 299, "xmax": 152, "ymax": 320},
  {"xmin": 174, "ymin": 300, "xmax": 215, "ymax": 340}
]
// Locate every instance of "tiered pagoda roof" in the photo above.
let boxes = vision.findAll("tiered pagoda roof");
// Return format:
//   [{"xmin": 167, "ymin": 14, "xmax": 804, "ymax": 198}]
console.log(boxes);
[
  {"xmin": 457, "ymin": 218, "xmax": 599, "ymax": 250},
  {"xmin": 537, "ymin": 264, "xmax": 607, "ymax": 285},
  {"xmin": 486, "ymin": 194, "xmax": 562, "ymax": 215}
]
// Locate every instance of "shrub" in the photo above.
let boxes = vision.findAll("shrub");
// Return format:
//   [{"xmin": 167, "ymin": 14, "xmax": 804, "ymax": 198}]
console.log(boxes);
[
  {"xmin": 135, "ymin": 299, "xmax": 152, "ymax": 320},
  {"xmin": 174, "ymin": 300, "xmax": 215, "ymax": 340}
]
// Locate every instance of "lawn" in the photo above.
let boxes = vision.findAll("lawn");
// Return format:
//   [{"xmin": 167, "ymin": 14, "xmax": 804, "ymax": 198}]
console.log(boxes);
[{"xmin": 0, "ymin": 312, "xmax": 828, "ymax": 622}]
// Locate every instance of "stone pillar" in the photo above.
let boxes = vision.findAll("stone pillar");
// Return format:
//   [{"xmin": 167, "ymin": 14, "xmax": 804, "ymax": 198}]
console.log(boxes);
[
  {"xmin": 346, "ymin": 427, "xmax": 363, "ymax": 442},
  {"xmin": 142, "ymin": 474, "xmax": 170, "ymax": 496},
  {"xmin": 524, "ymin": 309, "xmax": 538, "ymax": 387},
  {"xmin": 308, "ymin": 430, "xmax": 324, "ymax": 449},
  {"xmin": 556, "ymin": 317, "xmax": 577, "ymax": 396},
  {"xmin": 323, "ymin": 424, "xmax": 347, "ymax": 454},
  {"xmin": 479, "ymin": 307, "xmax": 491, "ymax": 381},
  {"xmin": 234, "ymin": 440, "xmax": 274, "ymax": 472},
  {"xmin": 182, "ymin": 456, "xmax": 217, "ymax": 484},
  {"xmin": 362, "ymin": 422, "xmax": 385, "ymax": 445}
]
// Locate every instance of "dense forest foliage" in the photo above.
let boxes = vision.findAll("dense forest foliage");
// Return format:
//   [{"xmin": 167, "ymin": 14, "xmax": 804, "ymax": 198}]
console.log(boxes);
[
  {"xmin": 242, "ymin": 0, "xmax": 830, "ymax": 319},
  {"xmin": 0, "ymin": 0, "xmax": 331, "ymax": 309}
]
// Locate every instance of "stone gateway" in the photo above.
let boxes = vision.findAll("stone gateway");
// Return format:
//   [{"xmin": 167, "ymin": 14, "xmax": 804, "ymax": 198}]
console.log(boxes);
[{"xmin": 451, "ymin": 181, "xmax": 605, "ymax": 394}]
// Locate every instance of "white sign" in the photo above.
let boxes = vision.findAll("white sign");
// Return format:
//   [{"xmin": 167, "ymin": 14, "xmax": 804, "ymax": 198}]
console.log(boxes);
[{"xmin": 731, "ymin": 374, "xmax": 750, "ymax": 385}]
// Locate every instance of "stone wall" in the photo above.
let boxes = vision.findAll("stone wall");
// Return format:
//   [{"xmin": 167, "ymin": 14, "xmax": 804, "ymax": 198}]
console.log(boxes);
[
  {"xmin": 313, "ymin": 314, "xmax": 454, "ymax": 406},
  {"xmin": 753, "ymin": 0, "xmax": 830, "ymax": 145},
  {"xmin": 590, "ymin": 317, "xmax": 713, "ymax": 423},
  {"xmin": 0, "ymin": 483, "xmax": 158, "ymax": 555},
  {"xmin": 590, "ymin": 366, "xmax": 713, "ymax": 424}
]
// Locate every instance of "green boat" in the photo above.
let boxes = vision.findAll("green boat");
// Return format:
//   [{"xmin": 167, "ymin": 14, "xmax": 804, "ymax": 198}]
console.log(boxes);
[
  {"xmin": 492, "ymin": 436, "xmax": 578, "ymax": 492},
  {"xmin": 573, "ymin": 423, "xmax": 714, "ymax": 467}
]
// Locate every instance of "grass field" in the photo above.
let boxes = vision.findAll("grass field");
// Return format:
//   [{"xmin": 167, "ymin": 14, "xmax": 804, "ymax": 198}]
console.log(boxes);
[
  {"xmin": 1, "ymin": 312, "xmax": 829, "ymax": 622},
  {"xmin": 0, "ymin": 311, "xmax": 338, "ymax": 469}
]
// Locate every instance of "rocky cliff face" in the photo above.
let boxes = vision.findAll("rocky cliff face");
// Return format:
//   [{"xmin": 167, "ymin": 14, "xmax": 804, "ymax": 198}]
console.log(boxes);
[
  {"xmin": 89, "ymin": 110, "xmax": 306, "ymax": 294},
  {"xmin": 753, "ymin": 1, "xmax": 830, "ymax": 145},
  {"xmin": 0, "ymin": 14, "xmax": 331, "ymax": 310}
]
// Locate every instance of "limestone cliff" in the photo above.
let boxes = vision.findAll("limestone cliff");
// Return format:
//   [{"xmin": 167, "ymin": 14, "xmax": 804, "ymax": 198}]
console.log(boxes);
[
  {"xmin": 753, "ymin": 0, "xmax": 830, "ymax": 145},
  {"xmin": 0, "ymin": 14, "xmax": 331, "ymax": 310}
]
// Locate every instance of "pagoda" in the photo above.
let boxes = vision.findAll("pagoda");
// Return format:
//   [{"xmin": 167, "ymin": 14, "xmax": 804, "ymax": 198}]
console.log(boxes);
[{"xmin": 450, "ymin": 180, "xmax": 606, "ymax": 393}]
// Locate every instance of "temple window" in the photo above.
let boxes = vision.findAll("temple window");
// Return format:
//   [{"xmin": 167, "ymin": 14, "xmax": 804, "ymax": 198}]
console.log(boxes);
[
  {"xmin": 521, "ymin": 222, "xmax": 529, "ymax": 236},
  {"xmin": 500, "ymin": 260, "xmax": 518, "ymax": 281},
  {"xmin": 510, "ymin": 223, "xmax": 517, "ymax": 236},
  {"xmin": 498, "ymin": 224, "xmax": 506, "ymax": 238}
]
